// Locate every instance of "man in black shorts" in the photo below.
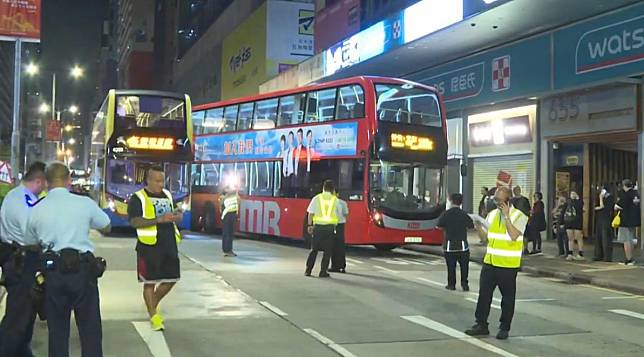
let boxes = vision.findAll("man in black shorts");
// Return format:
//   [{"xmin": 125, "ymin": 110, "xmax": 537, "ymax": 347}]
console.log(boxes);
[{"xmin": 128, "ymin": 166, "xmax": 183, "ymax": 331}]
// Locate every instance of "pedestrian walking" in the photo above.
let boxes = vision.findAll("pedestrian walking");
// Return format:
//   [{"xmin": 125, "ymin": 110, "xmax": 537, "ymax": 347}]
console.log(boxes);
[
  {"xmin": 615, "ymin": 179, "xmax": 639, "ymax": 265},
  {"xmin": 128, "ymin": 166, "xmax": 183, "ymax": 331},
  {"xmin": 25, "ymin": 162, "xmax": 111, "ymax": 357},
  {"xmin": 564, "ymin": 191, "xmax": 584, "ymax": 260},
  {"xmin": 305, "ymin": 180, "xmax": 340, "ymax": 278},
  {"xmin": 527, "ymin": 192, "xmax": 546, "ymax": 255},
  {"xmin": 329, "ymin": 192, "xmax": 348, "ymax": 273},
  {"xmin": 437, "ymin": 193, "xmax": 473, "ymax": 291},
  {"xmin": 465, "ymin": 186, "xmax": 528, "ymax": 340},
  {"xmin": 553, "ymin": 197, "xmax": 569, "ymax": 256},
  {"xmin": 0, "ymin": 161, "xmax": 47, "ymax": 357},
  {"xmin": 220, "ymin": 187, "xmax": 239, "ymax": 257},
  {"xmin": 593, "ymin": 184, "xmax": 614, "ymax": 262}
]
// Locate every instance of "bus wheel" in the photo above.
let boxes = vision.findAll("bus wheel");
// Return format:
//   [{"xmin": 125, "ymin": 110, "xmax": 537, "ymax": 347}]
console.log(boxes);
[
  {"xmin": 374, "ymin": 244, "xmax": 399, "ymax": 252},
  {"xmin": 203, "ymin": 203, "xmax": 217, "ymax": 234}
]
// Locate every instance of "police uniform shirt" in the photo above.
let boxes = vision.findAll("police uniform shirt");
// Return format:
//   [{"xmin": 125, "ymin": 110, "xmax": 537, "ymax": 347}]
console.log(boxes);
[
  {"xmin": 0, "ymin": 184, "xmax": 39, "ymax": 245},
  {"xmin": 25, "ymin": 187, "xmax": 110, "ymax": 253},
  {"xmin": 307, "ymin": 193, "xmax": 344, "ymax": 224},
  {"xmin": 336, "ymin": 198, "xmax": 349, "ymax": 224},
  {"xmin": 127, "ymin": 189, "xmax": 176, "ymax": 245}
]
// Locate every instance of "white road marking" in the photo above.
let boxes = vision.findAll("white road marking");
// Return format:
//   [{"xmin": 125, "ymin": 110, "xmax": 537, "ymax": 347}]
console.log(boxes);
[
  {"xmin": 303, "ymin": 328, "xmax": 358, "ymax": 357},
  {"xmin": 371, "ymin": 257, "xmax": 409, "ymax": 265},
  {"xmin": 601, "ymin": 295, "xmax": 639, "ymax": 300},
  {"xmin": 346, "ymin": 262, "xmax": 356, "ymax": 267},
  {"xmin": 133, "ymin": 321, "xmax": 172, "ymax": 357},
  {"xmin": 401, "ymin": 316, "xmax": 519, "ymax": 357},
  {"xmin": 394, "ymin": 258, "xmax": 425, "ymax": 265},
  {"xmin": 582, "ymin": 266, "xmax": 639, "ymax": 272},
  {"xmin": 345, "ymin": 258, "xmax": 363, "ymax": 265},
  {"xmin": 609, "ymin": 309, "xmax": 644, "ymax": 320},
  {"xmin": 373, "ymin": 265, "xmax": 399, "ymax": 273},
  {"xmin": 580, "ymin": 284, "xmax": 633, "ymax": 296},
  {"xmin": 428, "ymin": 260, "xmax": 444, "ymax": 265},
  {"xmin": 259, "ymin": 301, "xmax": 288, "ymax": 317},
  {"xmin": 466, "ymin": 297, "xmax": 500, "ymax": 310},
  {"xmin": 417, "ymin": 277, "xmax": 444, "ymax": 287},
  {"xmin": 515, "ymin": 298, "xmax": 557, "ymax": 302},
  {"xmin": 409, "ymin": 258, "xmax": 434, "ymax": 265},
  {"xmin": 468, "ymin": 292, "xmax": 501, "ymax": 303}
]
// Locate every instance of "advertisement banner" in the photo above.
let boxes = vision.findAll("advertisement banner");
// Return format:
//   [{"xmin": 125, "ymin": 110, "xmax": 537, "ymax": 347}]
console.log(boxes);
[
  {"xmin": 408, "ymin": 35, "xmax": 550, "ymax": 111},
  {"xmin": 314, "ymin": 0, "xmax": 360, "ymax": 53},
  {"xmin": 195, "ymin": 122, "xmax": 358, "ymax": 162},
  {"xmin": 45, "ymin": 121, "xmax": 61, "ymax": 142},
  {"xmin": 266, "ymin": 1, "xmax": 315, "ymax": 78},
  {"xmin": 221, "ymin": 4, "xmax": 268, "ymax": 100},
  {"xmin": 553, "ymin": 2, "xmax": 644, "ymax": 89},
  {"xmin": 0, "ymin": 0, "xmax": 40, "ymax": 40}
]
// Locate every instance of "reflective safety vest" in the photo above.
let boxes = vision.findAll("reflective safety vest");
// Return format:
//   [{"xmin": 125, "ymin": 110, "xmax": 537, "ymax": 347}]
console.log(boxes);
[
  {"xmin": 221, "ymin": 194, "xmax": 239, "ymax": 219},
  {"xmin": 133, "ymin": 188, "xmax": 182, "ymax": 246},
  {"xmin": 483, "ymin": 207, "xmax": 526, "ymax": 268},
  {"xmin": 312, "ymin": 192, "xmax": 338, "ymax": 225}
]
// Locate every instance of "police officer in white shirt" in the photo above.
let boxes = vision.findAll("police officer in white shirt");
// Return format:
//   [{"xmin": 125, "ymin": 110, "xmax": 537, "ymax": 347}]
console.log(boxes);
[
  {"xmin": 305, "ymin": 180, "xmax": 343, "ymax": 278},
  {"xmin": 0, "ymin": 161, "xmax": 46, "ymax": 357},
  {"xmin": 25, "ymin": 162, "xmax": 111, "ymax": 357}
]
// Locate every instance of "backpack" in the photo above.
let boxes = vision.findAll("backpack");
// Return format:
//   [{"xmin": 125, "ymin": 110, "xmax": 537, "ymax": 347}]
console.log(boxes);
[{"xmin": 563, "ymin": 203, "xmax": 577, "ymax": 225}]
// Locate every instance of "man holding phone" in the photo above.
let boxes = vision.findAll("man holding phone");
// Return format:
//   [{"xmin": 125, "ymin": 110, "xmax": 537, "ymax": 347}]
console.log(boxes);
[
  {"xmin": 128, "ymin": 166, "xmax": 183, "ymax": 331},
  {"xmin": 465, "ymin": 186, "xmax": 528, "ymax": 340}
]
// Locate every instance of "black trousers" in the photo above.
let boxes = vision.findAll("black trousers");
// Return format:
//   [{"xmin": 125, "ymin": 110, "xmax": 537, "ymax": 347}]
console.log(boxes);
[
  {"xmin": 331, "ymin": 223, "xmax": 346, "ymax": 270},
  {"xmin": 0, "ymin": 251, "xmax": 40, "ymax": 357},
  {"xmin": 594, "ymin": 220, "xmax": 613, "ymax": 262},
  {"xmin": 475, "ymin": 264, "xmax": 518, "ymax": 331},
  {"xmin": 306, "ymin": 225, "xmax": 335, "ymax": 274},
  {"xmin": 222, "ymin": 212, "xmax": 236, "ymax": 253},
  {"xmin": 444, "ymin": 250, "xmax": 469, "ymax": 287},
  {"xmin": 556, "ymin": 228, "xmax": 569, "ymax": 255},
  {"xmin": 46, "ymin": 265, "xmax": 102, "ymax": 357}
]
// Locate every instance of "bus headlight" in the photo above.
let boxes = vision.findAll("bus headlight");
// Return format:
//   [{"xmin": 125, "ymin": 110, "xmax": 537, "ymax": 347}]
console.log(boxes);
[{"xmin": 372, "ymin": 211, "xmax": 385, "ymax": 228}]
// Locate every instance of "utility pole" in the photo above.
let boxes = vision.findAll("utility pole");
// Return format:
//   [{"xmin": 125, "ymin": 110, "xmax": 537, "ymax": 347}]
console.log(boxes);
[{"xmin": 10, "ymin": 39, "xmax": 22, "ymax": 181}]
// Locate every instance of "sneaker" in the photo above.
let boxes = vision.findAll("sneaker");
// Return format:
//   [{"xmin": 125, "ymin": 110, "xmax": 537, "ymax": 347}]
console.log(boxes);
[
  {"xmin": 150, "ymin": 313, "xmax": 165, "ymax": 331},
  {"xmin": 465, "ymin": 324, "xmax": 489, "ymax": 336},
  {"xmin": 223, "ymin": 251, "xmax": 237, "ymax": 257},
  {"xmin": 622, "ymin": 260, "xmax": 635, "ymax": 266},
  {"xmin": 462, "ymin": 284, "xmax": 470, "ymax": 292},
  {"xmin": 532, "ymin": 250, "xmax": 543, "ymax": 256},
  {"xmin": 573, "ymin": 255, "xmax": 585, "ymax": 261},
  {"xmin": 445, "ymin": 285, "xmax": 456, "ymax": 291},
  {"xmin": 496, "ymin": 330, "xmax": 509, "ymax": 340},
  {"xmin": 328, "ymin": 268, "xmax": 342, "ymax": 273},
  {"xmin": 339, "ymin": 268, "xmax": 346, "ymax": 274},
  {"xmin": 566, "ymin": 255, "xmax": 574, "ymax": 261},
  {"xmin": 319, "ymin": 272, "xmax": 331, "ymax": 278},
  {"xmin": 304, "ymin": 270, "xmax": 312, "ymax": 277}
]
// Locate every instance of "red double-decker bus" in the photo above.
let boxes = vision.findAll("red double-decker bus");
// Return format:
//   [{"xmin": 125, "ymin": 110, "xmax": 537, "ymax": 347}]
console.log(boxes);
[{"xmin": 190, "ymin": 76, "xmax": 447, "ymax": 250}]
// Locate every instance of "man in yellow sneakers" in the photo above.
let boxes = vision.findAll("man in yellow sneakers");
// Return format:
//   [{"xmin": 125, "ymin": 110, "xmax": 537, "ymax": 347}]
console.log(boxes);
[{"xmin": 128, "ymin": 166, "xmax": 183, "ymax": 331}]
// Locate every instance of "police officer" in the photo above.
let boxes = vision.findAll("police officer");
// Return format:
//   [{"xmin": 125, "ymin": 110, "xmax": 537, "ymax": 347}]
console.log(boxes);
[
  {"xmin": 305, "ymin": 180, "xmax": 340, "ymax": 278},
  {"xmin": 220, "ymin": 187, "xmax": 239, "ymax": 257},
  {"xmin": 329, "ymin": 192, "xmax": 348, "ymax": 273},
  {"xmin": 25, "ymin": 161, "xmax": 111, "ymax": 357},
  {"xmin": 0, "ymin": 161, "xmax": 46, "ymax": 357},
  {"xmin": 128, "ymin": 166, "xmax": 183, "ymax": 331},
  {"xmin": 465, "ymin": 186, "xmax": 528, "ymax": 340}
]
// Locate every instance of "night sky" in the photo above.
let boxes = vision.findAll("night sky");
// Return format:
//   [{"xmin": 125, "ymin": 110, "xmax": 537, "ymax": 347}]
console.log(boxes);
[{"xmin": 40, "ymin": 0, "xmax": 105, "ymax": 123}]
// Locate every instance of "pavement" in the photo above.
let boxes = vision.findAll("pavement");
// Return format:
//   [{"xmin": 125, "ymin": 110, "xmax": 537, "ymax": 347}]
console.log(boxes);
[
  {"xmin": 408, "ymin": 232, "xmax": 644, "ymax": 296},
  {"xmin": 4, "ymin": 231, "xmax": 644, "ymax": 356}
]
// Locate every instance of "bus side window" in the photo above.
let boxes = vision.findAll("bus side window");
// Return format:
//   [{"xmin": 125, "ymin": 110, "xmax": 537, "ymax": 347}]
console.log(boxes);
[
  {"xmin": 307, "ymin": 88, "xmax": 337, "ymax": 123},
  {"xmin": 203, "ymin": 108, "xmax": 224, "ymax": 134},
  {"xmin": 223, "ymin": 105, "xmax": 238, "ymax": 132},
  {"xmin": 336, "ymin": 85, "xmax": 365, "ymax": 120},
  {"xmin": 237, "ymin": 102, "xmax": 255, "ymax": 130},
  {"xmin": 254, "ymin": 98, "xmax": 278, "ymax": 130},
  {"xmin": 277, "ymin": 94, "xmax": 305, "ymax": 127},
  {"xmin": 249, "ymin": 162, "xmax": 274, "ymax": 197}
]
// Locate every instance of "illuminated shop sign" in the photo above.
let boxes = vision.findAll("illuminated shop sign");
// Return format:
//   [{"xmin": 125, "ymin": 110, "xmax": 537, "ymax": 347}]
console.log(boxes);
[
  {"xmin": 324, "ymin": 0, "xmax": 464, "ymax": 75},
  {"xmin": 391, "ymin": 133, "xmax": 434, "ymax": 151},
  {"xmin": 469, "ymin": 115, "xmax": 531, "ymax": 147}
]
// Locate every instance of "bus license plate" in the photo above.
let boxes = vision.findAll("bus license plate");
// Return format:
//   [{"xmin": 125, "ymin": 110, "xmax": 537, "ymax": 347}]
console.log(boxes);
[{"xmin": 405, "ymin": 237, "xmax": 422, "ymax": 243}]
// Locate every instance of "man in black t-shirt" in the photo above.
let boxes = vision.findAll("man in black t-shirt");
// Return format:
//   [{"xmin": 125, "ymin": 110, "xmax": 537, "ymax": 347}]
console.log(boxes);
[
  {"xmin": 511, "ymin": 186, "xmax": 531, "ymax": 217},
  {"xmin": 128, "ymin": 166, "xmax": 183, "ymax": 331},
  {"xmin": 437, "ymin": 193, "xmax": 474, "ymax": 291}
]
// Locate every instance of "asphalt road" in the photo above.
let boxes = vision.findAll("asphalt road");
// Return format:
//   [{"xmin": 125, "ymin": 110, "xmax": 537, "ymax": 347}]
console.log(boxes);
[{"xmin": 14, "ymin": 233, "xmax": 644, "ymax": 356}]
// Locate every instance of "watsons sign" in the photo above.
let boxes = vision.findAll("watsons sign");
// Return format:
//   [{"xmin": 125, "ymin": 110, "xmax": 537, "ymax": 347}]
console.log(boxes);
[{"xmin": 576, "ymin": 14, "xmax": 644, "ymax": 74}]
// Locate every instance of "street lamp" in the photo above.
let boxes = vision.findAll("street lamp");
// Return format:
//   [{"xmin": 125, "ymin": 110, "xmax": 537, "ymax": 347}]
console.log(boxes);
[
  {"xmin": 68, "ymin": 138, "xmax": 76, "ymax": 145},
  {"xmin": 68, "ymin": 105, "xmax": 79, "ymax": 114},
  {"xmin": 25, "ymin": 62, "xmax": 39, "ymax": 76},
  {"xmin": 70, "ymin": 65, "xmax": 84, "ymax": 79},
  {"xmin": 39, "ymin": 103, "xmax": 50, "ymax": 113}
]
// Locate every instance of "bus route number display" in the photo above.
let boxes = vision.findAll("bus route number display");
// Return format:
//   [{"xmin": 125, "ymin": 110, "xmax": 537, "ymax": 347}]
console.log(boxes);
[
  {"xmin": 390, "ymin": 133, "xmax": 434, "ymax": 151},
  {"xmin": 126, "ymin": 136, "xmax": 174, "ymax": 151}
]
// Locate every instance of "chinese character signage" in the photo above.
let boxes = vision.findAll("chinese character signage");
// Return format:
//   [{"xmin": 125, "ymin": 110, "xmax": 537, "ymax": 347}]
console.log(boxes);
[
  {"xmin": 195, "ymin": 122, "xmax": 358, "ymax": 162},
  {"xmin": 0, "ymin": 0, "xmax": 40, "ymax": 40},
  {"xmin": 45, "ymin": 120, "xmax": 61, "ymax": 142}
]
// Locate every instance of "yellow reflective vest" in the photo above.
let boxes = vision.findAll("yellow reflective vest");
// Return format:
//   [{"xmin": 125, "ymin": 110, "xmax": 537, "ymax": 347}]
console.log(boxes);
[
  {"xmin": 312, "ymin": 192, "xmax": 339, "ymax": 225},
  {"xmin": 483, "ymin": 207, "xmax": 526, "ymax": 268},
  {"xmin": 221, "ymin": 193, "xmax": 239, "ymax": 219},
  {"xmin": 133, "ymin": 188, "xmax": 182, "ymax": 245}
]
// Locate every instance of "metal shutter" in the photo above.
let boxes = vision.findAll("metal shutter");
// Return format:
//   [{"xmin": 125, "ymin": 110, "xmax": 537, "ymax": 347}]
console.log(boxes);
[{"xmin": 472, "ymin": 155, "xmax": 535, "ymax": 211}]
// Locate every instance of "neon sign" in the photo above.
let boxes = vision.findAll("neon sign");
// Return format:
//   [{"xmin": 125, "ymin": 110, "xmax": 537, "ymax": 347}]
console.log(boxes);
[
  {"xmin": 126, "ymin": 136, "xmax": 174, "ymax": 151},
  {"xmin": 390, "ymin": 133, "xmax": 434, "ymax": 151}
]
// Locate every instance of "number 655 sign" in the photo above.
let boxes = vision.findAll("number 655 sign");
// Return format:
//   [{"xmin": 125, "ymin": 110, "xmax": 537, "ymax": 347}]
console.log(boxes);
[{"xmin": 547, "ymin": 94, "xmax": 581, "ymax": 122}]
